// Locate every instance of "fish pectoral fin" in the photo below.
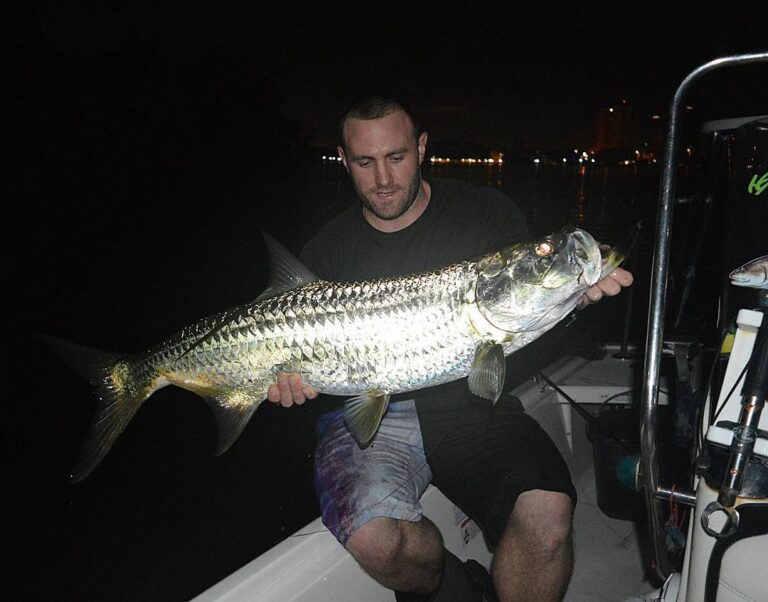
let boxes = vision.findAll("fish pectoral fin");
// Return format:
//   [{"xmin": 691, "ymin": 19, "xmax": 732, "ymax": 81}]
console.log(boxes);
[
  {"xmin": 204, "ymin": 388, "xmax": 265, "ymax": 455},
  {"xmin": 343, "ymin": 390, "xmax": 391, "ymax": 448},
  {"xmin": 468, "ymin": 342, "xmax": 506, "ymax": 403}
]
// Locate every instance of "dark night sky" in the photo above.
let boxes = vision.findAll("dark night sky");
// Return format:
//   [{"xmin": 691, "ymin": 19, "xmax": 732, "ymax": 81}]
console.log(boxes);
[
  {"xmin": 5, "ymin": 4, "xmax": 768, "ymax": 599},
  {"xmin": 13, "ymin": 2, "xmax": 768, "ymax": 150}
]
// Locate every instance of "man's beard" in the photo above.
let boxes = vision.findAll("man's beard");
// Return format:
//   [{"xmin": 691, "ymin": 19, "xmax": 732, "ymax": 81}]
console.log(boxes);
[{"xmin": 355, "ymin": 169, "xmax": 422, "ymax": 221}]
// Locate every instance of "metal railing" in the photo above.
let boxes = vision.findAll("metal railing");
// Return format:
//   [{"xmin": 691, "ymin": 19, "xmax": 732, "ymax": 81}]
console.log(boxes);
[{"xmin": 639, "ymin": 51, "xmax": 768, "ymax": 580}]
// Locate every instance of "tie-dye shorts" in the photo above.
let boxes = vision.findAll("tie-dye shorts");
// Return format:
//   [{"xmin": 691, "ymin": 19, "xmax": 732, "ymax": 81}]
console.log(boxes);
[
  {"xmin": 314, "ymin": 395, "xmax": 576, "ymax": 547},
  {"xmin": 314, "ymin": 399, "xmax": 430, "ymax": 546}
]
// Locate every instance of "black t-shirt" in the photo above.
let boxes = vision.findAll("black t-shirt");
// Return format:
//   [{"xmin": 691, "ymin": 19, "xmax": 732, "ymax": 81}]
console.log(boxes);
[
  {"xmin": 299, "ymin": 176, "xmax": 531, "ymax": 407},
  {"xmin": 300, "ymin": 177, "xmax": 530, "ymax": 281}
]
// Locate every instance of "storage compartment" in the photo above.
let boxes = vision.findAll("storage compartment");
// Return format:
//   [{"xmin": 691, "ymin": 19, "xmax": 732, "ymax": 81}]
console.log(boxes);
[{"xmin": 586, "ymin": 406, "xmax": 645, "ymax": 521}]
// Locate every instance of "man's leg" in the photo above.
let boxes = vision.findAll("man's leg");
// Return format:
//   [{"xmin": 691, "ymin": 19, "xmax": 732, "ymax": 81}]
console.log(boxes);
[
  {"xmin": 347, "ymin": 516, "xmax": 495, "ymax": 601},
  {"xmin": 346, "ymin": 516, "xmax": 445, "ymax": 593},
  {"xmin": 313, "ymin": 400, "xmax": 444, "ymax": 595},
  {"xmin": 491, "ymin": 489, "xmax": 573, "ymax": 601}
]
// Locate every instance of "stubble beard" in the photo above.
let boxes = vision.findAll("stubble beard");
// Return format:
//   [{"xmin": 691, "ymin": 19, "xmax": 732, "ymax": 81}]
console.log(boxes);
[{"xmin": 355, "ymin": 168, "xmax": 423, "ymax": 222}]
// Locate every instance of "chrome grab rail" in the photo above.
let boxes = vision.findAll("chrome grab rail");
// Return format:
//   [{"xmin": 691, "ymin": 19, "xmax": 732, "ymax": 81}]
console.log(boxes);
[{"xmin": 640, "ymin": 51, "xmax": 768, "ymax": 580}]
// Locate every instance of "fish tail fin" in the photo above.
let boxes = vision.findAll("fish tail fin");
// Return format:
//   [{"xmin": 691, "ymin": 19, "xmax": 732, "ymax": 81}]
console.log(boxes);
[{"xmin": 35, "ymin": 333, "xmax": 155, "ymax": 483}]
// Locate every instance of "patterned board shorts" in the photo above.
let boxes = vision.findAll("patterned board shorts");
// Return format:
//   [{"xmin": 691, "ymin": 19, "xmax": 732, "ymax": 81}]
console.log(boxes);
[
  {"xmin": 314, "ymin": 400, "xmax": 431, "ymax": 546},
  {"xmin": 314, "ymin": 397, "xmax": 576, "ymax": 547}
]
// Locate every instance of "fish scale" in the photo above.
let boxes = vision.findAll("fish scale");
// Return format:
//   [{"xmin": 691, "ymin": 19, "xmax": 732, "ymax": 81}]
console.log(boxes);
[{"xmin": 40, "ymin": 227, "xmax": 617, "ymax": 481}]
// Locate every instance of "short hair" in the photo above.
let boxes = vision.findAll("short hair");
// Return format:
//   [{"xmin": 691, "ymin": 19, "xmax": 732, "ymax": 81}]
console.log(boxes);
[{"xmin": 338, "ymin": 93, "xmax": 422, "ymax": 148}]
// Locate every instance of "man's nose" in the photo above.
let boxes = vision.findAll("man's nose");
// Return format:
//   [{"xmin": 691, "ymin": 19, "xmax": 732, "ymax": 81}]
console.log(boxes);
[{"xmin": 374, "ymin": 161, "xmax": 392, "ymax": 187}]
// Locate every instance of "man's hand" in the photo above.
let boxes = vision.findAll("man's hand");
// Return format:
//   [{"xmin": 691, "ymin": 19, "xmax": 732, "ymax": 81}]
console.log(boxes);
[
  {"xmin": 267, "ymin": 372, "xmax": 319, "ymax": 407},
  {"xmin": 578, "ymin": 267, "xmax": 633, "ymax": 309}
]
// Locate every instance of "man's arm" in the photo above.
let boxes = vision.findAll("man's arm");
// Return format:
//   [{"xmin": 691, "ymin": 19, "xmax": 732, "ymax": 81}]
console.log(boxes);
[{"xmin": 264, "ymin": 227, "xmax": 336, "ymax": 407}]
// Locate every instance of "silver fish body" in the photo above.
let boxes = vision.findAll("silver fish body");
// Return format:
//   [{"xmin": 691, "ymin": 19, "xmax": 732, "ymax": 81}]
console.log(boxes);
[
  {"xmin": 43, "ymin": 227, "xmax": 615, "ymax": 481},
  {"xmin": 730, "ymin": 254, "xmax": 768, "ymax": 289}
]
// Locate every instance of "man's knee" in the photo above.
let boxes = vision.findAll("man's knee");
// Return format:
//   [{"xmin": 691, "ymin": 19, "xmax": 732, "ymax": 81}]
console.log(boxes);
[
  {"xmin": 346, "ymin": 517, "xmax": 405, "ymax": 575},
  {"xmin": 509, "ymin": 489, "xmax": 573, "ymax": 554}
]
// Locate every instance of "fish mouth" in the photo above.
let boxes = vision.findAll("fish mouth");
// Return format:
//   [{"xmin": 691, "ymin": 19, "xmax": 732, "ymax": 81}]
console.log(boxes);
[
  {"xmin": 729, "ymin": 272, "xmax": 749, "ymax": 283},
  {"xmin": 570, "ymin": 229, "xmax": 601, "ymax": 287},
  {"xmin": 539, "ymin": 228, "xmax": 600, "ymax": 289}
]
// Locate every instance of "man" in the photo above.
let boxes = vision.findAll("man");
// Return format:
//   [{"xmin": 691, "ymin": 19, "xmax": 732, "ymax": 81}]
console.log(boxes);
[{"xmin": 267, "ymin": 94, "xmax": 633, "ymax": 601}]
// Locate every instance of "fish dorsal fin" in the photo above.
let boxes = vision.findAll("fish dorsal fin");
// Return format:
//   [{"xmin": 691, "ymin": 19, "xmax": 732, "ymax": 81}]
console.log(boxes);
[
  {"xmin": 257, "ymin": 233, "xmax": 319, "ymax": 301},
  {"xmin": 343, "ymin": 390, "xmax": 391, "ymax": 448},
  {"xmin": 176, "ymin": 235, "xmax": 318, "ymax": 361},
  {"xmin": 468, "ymin": 342, "xmax": 506, "ymax": 403},
  {"xmin": 204, "ymin": 388, "xmax": 265, "ymax": 455}
]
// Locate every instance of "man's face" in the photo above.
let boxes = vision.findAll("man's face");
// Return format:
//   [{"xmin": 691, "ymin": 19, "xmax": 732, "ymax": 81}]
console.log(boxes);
[{"xmin": 338, "ymin": 110, "xmax": 427, "ymax": 223}]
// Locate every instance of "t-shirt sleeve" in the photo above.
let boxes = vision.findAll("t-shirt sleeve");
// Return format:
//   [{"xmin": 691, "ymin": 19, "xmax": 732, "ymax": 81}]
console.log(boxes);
[
  {"xmin": 478, "ymin": 188, "xmax": 531, "ymax": 252},
  {"xmin": 299, "ymin": 234, "xmax": 334, "ymax": 279}
]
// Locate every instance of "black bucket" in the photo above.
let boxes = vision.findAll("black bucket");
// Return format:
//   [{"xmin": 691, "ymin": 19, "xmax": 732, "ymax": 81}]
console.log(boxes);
[{"xmin": 586, "ymin": 406, "xmax": 645, "ymax": 521}]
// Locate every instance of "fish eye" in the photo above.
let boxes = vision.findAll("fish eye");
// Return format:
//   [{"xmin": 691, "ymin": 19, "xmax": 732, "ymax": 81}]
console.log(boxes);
[{"xmin": 535, "ymin": 241, "xmax": 555, "ymax": 256}]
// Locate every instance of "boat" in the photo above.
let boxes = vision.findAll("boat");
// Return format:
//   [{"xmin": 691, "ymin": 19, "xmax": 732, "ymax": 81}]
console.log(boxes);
[{"xmin": 191, "ymin": 52, "xmax": 768, "ymax": 602}]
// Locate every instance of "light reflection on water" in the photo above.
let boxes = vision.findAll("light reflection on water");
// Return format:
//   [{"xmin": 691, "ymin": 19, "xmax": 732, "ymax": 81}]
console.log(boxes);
[{"xmin": 290, "ymin": 159, "xmax": 661, "ymax": 247}]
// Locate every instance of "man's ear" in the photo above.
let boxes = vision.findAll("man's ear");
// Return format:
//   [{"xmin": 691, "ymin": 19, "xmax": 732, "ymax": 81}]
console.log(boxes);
[
  {"xmin": 337, "ymin": 146, "xmax": 350, "ymax": 172},
  {"xmin": 417, "ymin": 131, "xmax": 428, "ymax": 165}
]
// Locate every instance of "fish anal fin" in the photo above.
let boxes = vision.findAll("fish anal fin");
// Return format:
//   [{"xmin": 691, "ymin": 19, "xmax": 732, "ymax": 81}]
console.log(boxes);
[
  {"xmin": 343, "ymin": 390, "xmax": 391, "ymax": 448},
  {"xmin": 468, "ymin": 342, "xmax": 506, "ymax": 403},
  {"xmin": 204, "ymin": 387, "xmax": 265, "ymax": 455}
]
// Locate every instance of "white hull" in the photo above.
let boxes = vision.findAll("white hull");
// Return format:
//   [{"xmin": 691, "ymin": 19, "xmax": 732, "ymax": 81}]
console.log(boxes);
[
  {"xmin": 194, "ymin": 344, "xmax": 659, "ymax": 601},
  {"xmin": 194, "ymin": 318, "xmax": 768, "ymax": 601}
]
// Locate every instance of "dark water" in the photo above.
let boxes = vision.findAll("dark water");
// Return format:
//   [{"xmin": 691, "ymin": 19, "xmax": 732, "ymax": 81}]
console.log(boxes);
[{"xmin": 10, "ymin": 159, "xmax": 665, "ymax": 601}]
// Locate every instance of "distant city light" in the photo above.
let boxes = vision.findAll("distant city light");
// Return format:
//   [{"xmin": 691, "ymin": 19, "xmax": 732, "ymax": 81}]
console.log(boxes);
[
  {"xmin": 652, "ymin": 115, "xmax": 660, "ymax": 120},
  {"xmin": 609, "ymin": 107, "xmax": 614, "ymax": 113},
  {"xmin": 533, "ymin": 158, "xmax": 541, "ymax": 164},
  {"xmin": 563, "ymin": 157, "xmax": 567, "ymax": 163},
  {"xmin": 428, "ymin": 156, "xmax": 502, "ymax": 165}
]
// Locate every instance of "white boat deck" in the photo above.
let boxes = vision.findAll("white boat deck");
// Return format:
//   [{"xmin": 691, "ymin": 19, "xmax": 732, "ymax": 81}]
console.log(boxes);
[
  {"xmin": 566, "ymin": 409, "xmax": 658, "ymax": 601},
  {"xmin": 194, "ymin": 348, "xmax": 663, "ymax": 601}
]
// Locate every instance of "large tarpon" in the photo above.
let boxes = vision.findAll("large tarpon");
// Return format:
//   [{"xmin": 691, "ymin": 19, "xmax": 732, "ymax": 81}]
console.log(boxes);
[{"xmin": 41, "ymin": 227, "xmax": 624, "ymax": 482}]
